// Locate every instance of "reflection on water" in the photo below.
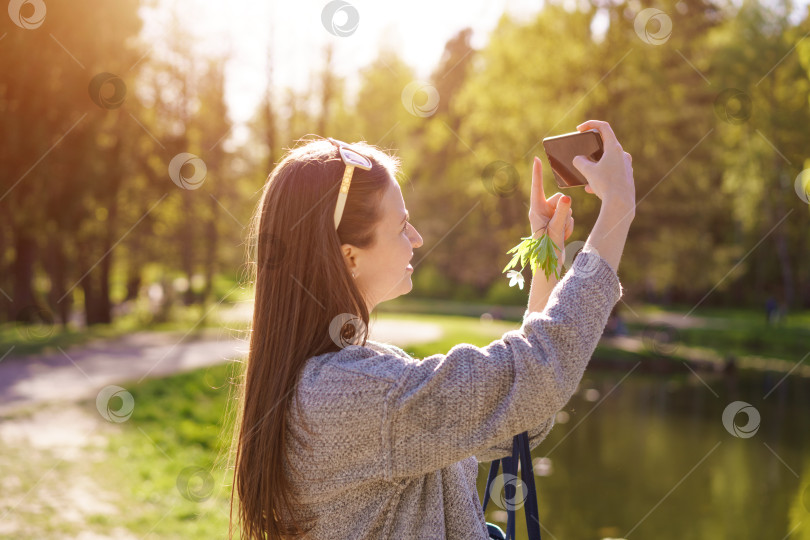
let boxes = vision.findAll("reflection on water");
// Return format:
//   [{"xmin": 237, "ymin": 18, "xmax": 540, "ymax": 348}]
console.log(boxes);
[{"xmin": 478, "ymin": 367, "xmax": 810, "ymax": 539}]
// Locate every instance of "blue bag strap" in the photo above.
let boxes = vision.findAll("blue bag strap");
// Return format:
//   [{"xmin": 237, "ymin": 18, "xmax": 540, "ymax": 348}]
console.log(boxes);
[
  {"xmin": 501, "ymin": 437, "xmax": 519, "ymax": 539},
  {"xmin": 481, "ymin": 431, "xmax": 543, "ymax": 540},
  {"xmin": 482, "ymin": 459, "xmax": 500, "ymax": 512},
  {"xmin": 517, "ymin": 431, "xmax": 542, "ymax": 540}
]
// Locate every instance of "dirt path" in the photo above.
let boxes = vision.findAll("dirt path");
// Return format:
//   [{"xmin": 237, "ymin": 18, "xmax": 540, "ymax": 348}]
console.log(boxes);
[
  {"xmin": 0, "ymin": 317, "xmax": 443, "ymax": 538},
  {"xmin": 0, "ymin": 319, "xmax": 443, "ymax": 416}
]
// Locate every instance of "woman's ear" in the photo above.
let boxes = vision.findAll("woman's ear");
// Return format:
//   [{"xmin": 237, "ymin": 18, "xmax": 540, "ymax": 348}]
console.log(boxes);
[{"xmin": 341, "ymin": 243, "xmax": 359, "ymax": 275}]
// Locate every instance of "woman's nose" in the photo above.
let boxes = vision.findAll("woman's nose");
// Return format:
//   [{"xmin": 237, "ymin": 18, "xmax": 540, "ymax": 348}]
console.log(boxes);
[{"xmin": 411, "ymin": 227, "xmax": 423, "ymax": 248}]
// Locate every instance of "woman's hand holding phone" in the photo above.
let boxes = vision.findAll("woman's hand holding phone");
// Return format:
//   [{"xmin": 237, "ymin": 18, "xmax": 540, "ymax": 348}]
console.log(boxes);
[
  {"xmin": 573, "ymin": 120, "xmax": 636, "ymax": 275},
  {"xmin": 572, "ymin": 120, "xmax": 636, "ymax": 213}
]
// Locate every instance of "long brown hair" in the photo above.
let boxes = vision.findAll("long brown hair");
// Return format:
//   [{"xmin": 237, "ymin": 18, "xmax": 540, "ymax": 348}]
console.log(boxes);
[{"xmin": 227, "ymin": 138, "xmax": 401, "ymax": 539}]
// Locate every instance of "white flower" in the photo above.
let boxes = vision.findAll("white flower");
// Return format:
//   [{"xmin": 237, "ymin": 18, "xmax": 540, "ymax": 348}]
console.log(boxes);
[{"xmin": 506, "ymin": 269, "xmax": 524, "ymax": 290}]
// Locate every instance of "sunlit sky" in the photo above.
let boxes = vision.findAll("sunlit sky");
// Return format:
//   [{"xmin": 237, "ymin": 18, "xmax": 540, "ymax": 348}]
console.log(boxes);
[
  {"xmin": 139, "ymin": 0, "xmax": 809, "ymax": 148},
  {"xmin": 138, "ymin": 0, "xmax": 587, "ymax": 145}
]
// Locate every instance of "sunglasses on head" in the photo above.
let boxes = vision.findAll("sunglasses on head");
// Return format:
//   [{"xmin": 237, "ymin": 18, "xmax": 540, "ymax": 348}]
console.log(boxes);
[{"xmin": 326, "ymin": 137, "xmax": 373, "ymax": 230}]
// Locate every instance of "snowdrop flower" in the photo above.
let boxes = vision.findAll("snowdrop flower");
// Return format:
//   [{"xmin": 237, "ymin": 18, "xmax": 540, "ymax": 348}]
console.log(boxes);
[{"xmin": 506, "ymin": 269, "xmax": 525, "ymax": 290}]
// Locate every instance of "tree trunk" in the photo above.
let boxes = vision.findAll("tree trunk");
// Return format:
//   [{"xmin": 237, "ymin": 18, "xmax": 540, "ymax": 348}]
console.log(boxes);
[
  {"xmin": 44, "ymin": 234, "xmax": 71, "ymax": 327},
  {"xmin": 11, "ymin": 229, "xmax": 38, "ymax": 322}
]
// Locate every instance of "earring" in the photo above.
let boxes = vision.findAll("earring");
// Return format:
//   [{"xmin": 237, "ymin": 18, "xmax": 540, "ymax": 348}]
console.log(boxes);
[{"xmin": 352, "ymin": 271, "xmax": 356, "ymax": 278}]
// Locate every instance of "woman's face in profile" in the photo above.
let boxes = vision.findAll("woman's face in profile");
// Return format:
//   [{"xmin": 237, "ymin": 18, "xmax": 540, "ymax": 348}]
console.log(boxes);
[{"xmin": 349, "ymin": 177, "xmax": 423, "ymax": 311}]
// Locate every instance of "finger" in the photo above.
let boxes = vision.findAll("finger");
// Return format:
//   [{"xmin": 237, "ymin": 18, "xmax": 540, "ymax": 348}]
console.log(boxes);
[
  {"xmin": 572, "ymin": 154, "xmax": 595, "ymax": 177},
  {"xmin": 546, "ymin": 192, "xmax": 564, "ymax": 208},
  {"xmin": 576, "ymin": 120, "xmax": 618, "ymax": 148},
  {"xmin": 564, "ymin": 216, "xmax": 574, "ymax": 240},
  {"xmin": 549, "ymin": 194, "xmax": 571, "ymax": 232},
  {"xmin": 584, "ymin": 185, "xmax": 594, "ymax": 194},
  {"xmin": 530, "ymin": 156, "xmax": 546, "ymax": 211}
]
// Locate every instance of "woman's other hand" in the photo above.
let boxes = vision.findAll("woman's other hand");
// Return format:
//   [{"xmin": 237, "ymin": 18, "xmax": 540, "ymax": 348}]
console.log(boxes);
[{"xmin": 529, "ymin": 156, "xmax": 574, "ymax": 250}]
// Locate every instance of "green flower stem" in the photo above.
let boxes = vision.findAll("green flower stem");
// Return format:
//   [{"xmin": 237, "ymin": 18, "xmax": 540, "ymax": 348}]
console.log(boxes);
[{"xmin": 502, "ymin": 228, "xmax": 562, "ymax": 281}]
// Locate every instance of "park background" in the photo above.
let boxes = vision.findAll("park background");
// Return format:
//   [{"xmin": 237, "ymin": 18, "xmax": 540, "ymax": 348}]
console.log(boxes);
[{"xmin": 1, "ymin": 0, "xmax": 810, "ymax": 538}]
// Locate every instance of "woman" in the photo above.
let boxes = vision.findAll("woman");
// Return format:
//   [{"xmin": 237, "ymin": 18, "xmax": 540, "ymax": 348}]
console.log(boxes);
[{"xmin": 228, "ymin": 120, "xmax": 635, "ymax": 539}]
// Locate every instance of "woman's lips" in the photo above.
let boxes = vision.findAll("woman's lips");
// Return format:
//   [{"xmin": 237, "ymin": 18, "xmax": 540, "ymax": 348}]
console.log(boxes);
[{"xmin": 406, "ymin": 264, "xmax": 414, "ymax": 271}]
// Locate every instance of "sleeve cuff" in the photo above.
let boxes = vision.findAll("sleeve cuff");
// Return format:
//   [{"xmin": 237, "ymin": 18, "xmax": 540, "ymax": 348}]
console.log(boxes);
[{"xmin": 521, "ymin": 248, "xmax": 623, "ymax": 325}]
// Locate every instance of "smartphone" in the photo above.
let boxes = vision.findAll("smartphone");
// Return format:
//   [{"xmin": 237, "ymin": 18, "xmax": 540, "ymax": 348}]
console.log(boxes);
[{"xmin": 542, "ymin": 129, "xmax": 604, "ymax": 189}]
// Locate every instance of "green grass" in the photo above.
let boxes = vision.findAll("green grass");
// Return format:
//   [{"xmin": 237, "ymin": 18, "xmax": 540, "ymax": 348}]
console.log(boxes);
[
  {"xmin": 77, "ymin": 362, "xmax": 239, "ymax": 539},
  {"xmin": 373, "ymin": 311, "xmax": 521, "ymax": 359},
  {"xmin": 5, "ymin": 306, "xmax": 806, "ymax": 537},
  {"xmin": 1, "ymin": 301, "xmax": 250, "ymax": 357},
  {"xmin": 376, "ymin": 306, "xmax": 809, "ymax": 370},
  {"xmin": 376, "ymin": 296, "xmax": 526, "ymax": 320},
  {"xmin": 639, "ymin": 303, "xmax": 810, "ymax": 325},
  {"xmin": 625, "ymin": 308, "xmax": 810, "ymax": 363},
  {"xmin": 660, "ymin": 324, "xmax": 808, "ymax": 362},
  {"xmin": 53, "ymin": 314, "xmax": 518, "ymax": 538}
]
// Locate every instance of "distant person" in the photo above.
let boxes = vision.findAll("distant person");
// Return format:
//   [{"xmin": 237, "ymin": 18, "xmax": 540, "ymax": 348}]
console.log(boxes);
[
  {"xmin": 765, "ymin": 295, "xmax": 778, "ymax": 325},
  {"xmin": 605, "ymin": 306, "xmax": 628, "ymax": 337},
  {"xmin": 227, "ymin": 120, "xmax": 635, "ymax": 539}
]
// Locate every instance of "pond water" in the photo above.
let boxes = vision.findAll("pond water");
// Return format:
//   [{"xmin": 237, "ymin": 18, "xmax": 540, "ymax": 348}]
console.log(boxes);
[{"xmin": 477, "ymin": 367, "xmax": 810, "ymax": 539}]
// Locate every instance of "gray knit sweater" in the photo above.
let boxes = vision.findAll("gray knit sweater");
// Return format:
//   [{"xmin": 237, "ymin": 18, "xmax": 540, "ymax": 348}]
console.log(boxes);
[{"xmin": 285, "ymin": 250, "xmax": 624, "ymax": 539}]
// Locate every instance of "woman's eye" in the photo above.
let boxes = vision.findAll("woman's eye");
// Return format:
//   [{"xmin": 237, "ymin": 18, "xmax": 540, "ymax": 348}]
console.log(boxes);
[{"xmin": 402, "ymin": 222, "xmax": 408, "ymax": 232}]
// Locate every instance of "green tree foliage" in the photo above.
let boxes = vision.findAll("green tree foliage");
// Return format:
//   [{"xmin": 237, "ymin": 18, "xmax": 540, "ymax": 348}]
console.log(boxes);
[{"xmin": 2, "ymin": 0, "xmax": 809, "ymax": 328}]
